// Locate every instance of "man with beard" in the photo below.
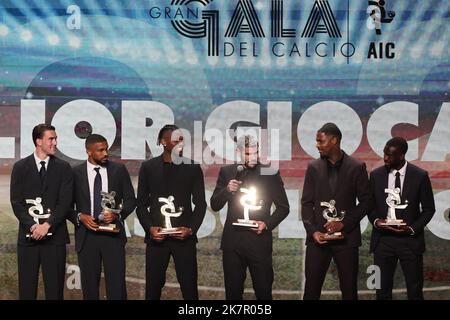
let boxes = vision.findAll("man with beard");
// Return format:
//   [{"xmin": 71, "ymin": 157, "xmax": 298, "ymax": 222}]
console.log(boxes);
[
  {"xmin": 69, "ymin": 134, "xmax": 136, "ymax": 299},
  {"xmin": 210, "ymin": 135, "xmax": 290, "ymax": 300},
  {"xmin": 10, "ymin": 124, "xmax": 73, "ymax": 299},
  {"xmin": 301, "ymin": 123, "xmax": 371, "ymax": 300},
  {"xmin": 368, "ymin": 137, "xmax": 435, "ymax": 300},
  {"xmin": 136, "ymin": 124, "xmax": 206, "ymax": 300}
]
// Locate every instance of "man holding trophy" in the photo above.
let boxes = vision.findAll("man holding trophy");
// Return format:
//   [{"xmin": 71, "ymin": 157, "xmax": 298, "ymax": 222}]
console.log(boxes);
[
  {"xmin": 210, "ymin": 135, "xmax": 290, "ymax": 300},
  {"xmin": 301, "ymin": 123, "xmax": 371, "ymax": 300},
  {"xmin": 10, "ymin": 124, "xmax": 73, "ymax": 299},
  {"xmin": 368, "ymin": 137, "xmax": 435, "ymax": 300},
  {"xmin": 136, "ymin": 124, "xmax": 206, "ymax": 300},
  {"xmin": 70, "ymin": 134, "xmax": 136, "ymax": 300}
]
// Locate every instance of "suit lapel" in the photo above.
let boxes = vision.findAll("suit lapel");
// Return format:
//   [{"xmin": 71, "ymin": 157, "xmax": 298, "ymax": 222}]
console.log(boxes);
[
  {"xmin": 318, "ymin": 158, "xmax": 333, "ymax": 201},
  {"xmin": 381, "ymin": 166, "xmax": 389, "ymax": 217},
  {"xmin": 42, "ymin": 156, "xmax": 55, "ymax": 192},
  {"xmin": 401, "ymin": 164, "xmax": 411, "ymax": 203},
  {"xmin": 106, "ymin": 162, "xmax": 114, "ymax": 193},
  {"xmin": 154, "ymin": 155, "xmax": 164, "ymax": 187},
  {"xmin": 333, "ymin": 153, "xmax": 349, "ymax": 199},
  {"xmin": 80, "ymin": 162, "xmax": 91, "ymax": 204},
  {"xmin": 25, "ymin": 155, "xmax": 43, "ymax": 192}
]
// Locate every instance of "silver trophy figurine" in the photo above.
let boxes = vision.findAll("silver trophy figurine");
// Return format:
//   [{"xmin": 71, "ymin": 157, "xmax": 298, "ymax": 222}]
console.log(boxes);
[
  {"xmin": 320, "ymin": 199, "xmax": 345, "ymax": 240},
  {"xmin": 158, "ymin": 196, "xmax": 184, "ymax": 235},
  {"xmin": 25, "ymin": 197, "xmax": 52, "ymax": 238},
  {"xmin": 379, "ymin": 187, "xmax": 408, "ymax": 226},
  {"xmin": 233, "ymin": 187, "xmax": 262, "ymax": 228},
  {"xmin": 97, "ymin": 191, "xmax": 122, "ymax": 233}
]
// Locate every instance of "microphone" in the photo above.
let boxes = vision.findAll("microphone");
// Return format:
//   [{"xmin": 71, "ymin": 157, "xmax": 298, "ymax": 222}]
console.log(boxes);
[{"xmin": 232, "ymin": 165, "xmax": 246, "ymax": 195}]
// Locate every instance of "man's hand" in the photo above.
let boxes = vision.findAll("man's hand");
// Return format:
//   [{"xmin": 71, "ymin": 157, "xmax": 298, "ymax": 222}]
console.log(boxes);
[
  {"xmin": 31, "ymin": 222, "xmax": 51, "ymax": 240},
  {"xmin": 79, "ymin": 213, "xmax": 99, "ymax": 231},
  {"xmin": 250, "ymin": 221, "xmax": 267, "ymax": 235},
  {"xmin": 312, "ymin": 231, "xmax": 328, "ymax": 245},
  {"xmin": 170, "ymin": 227, "xmax": 193, "ymax": 240},
  {"xmin": 324, "ymin": 221, "xmax": 344, "ymax": 235},
  {"xmin": 150, "ymin": 227, "xmax": 167, "ymax": 242},
  {"xmin": 101, "ymin": 210, "xmax": 117, "ymax": 224},
  {"xmin": 375, "ymin": 219, "xmax": 413, "ymax": 235},
  {"xmin": 226, "ymin": 179, "xmax": 242, "ymax": 193}
]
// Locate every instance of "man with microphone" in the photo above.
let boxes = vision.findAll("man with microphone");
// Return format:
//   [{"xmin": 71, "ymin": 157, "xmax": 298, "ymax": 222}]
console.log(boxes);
[{"xmin": 210, "ymin": 135, "xmax": 290, "ymax": 300}]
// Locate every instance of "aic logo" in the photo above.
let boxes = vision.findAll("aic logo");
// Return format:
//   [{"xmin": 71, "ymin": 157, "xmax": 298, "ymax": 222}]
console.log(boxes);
[
  {"xmin": 149, "ymin": 0, "xmax": 354, "ymax": 60},
  {"xmin": 367, "ymin": 0, "xmax": 395, "ymax": 35}
]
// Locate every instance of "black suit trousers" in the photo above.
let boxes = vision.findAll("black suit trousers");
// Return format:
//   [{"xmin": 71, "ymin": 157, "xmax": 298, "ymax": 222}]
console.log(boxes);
[
  {"xmin": 145, "ymin": 239, "xmax": 198, "ymax": 300},
  {"xmin": 303, "ymin": 243, "xmax": 359, "ymax": 300},
  {"xmin": 77, "ymin": 232, "xmax": 126, "ymax": 300},
  {"xmin": 374, "ymin": 237, "xmax": 423, "ymax": 300},
  {"xmin": 17, "ymin": 243, "xmax": 66, "ymax": 300}
]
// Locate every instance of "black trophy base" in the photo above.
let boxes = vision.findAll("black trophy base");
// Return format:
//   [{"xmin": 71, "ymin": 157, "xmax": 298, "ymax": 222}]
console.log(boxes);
[
  {"xmin": 319, "ymin": 232, "xmax": 344, "ymax": 241},
  {"xmin": 233, "ymin": 219, "xmax": 259, "ymax": 228},
  {"xmin": 158, "ymin": 228, "xmax": 183, "ymax": 235},
  {"xmin": 26, "ymin": 232, "xmax": 53, "ymax": 240}
]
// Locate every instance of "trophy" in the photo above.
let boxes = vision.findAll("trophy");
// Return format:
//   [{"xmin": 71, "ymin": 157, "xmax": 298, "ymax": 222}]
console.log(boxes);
[
  {"xmin": 95, "ymin": 191, "xmax": 122, "ymax": 233},
  {"xmin": 379, "ymin": 188, "xmax": 408, "ymax": 226},
  {"xmin": 233, "ymin": 187, "xmax": 262, "ymax": 228},
  {"xmin": 25, "ymin": 197, "xmax": 52, "ymax": 239},
  {"xmin": 320, "ymin": 199, "xmax": 345, "ymax": 240},
  {"xmin": 158, "ymin": 196, "xmax": 184, "ymax": 235}
]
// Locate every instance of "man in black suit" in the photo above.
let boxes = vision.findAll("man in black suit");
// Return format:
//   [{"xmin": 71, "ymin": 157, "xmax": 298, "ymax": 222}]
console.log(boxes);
[
  {"xmin": 210, "ymin": 135, "xmax": 290, "ymax": 300},
  {"xmin": 368, "ymin": 137, "xmax": 435, "ymax": 300},
  {"xmin": 136, "ymin": 124, "xmax": 206, "ymax": 300},
  {"xmin": 10, "ymin": 124, "xmax": 73, "ymax": 299},
  {"xmin": 301, "ymin": 123, "xmax": 371, "ymax": 300},
  {"xmin": 69, "ymin": 134, "xmax": 136, "ymax": 300}
]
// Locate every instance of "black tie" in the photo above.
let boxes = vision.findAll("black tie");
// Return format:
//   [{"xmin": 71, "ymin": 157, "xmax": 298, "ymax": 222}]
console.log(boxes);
[
  {"xmin": 93, "ymin": 167, "xmax": 102, "ymax": 219},
  {"xmin": 39, "ymin": 161, "xmax": 46, "ymax": 184},
  {"xmin": 395, "ymin": 171, "xmax": 401, "ymax": 194}
]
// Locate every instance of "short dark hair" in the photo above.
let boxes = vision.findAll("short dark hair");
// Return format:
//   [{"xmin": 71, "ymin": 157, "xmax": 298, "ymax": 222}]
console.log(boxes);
[
  {"xmin": 85, "ymin": 134, "xmax": 107, "ymax": 148},
  {"xmin": 386, "ymin": 137, "xmax": 408, "ymax": 155},
  {"xmin": 32, "ymin": 124, "xmax": 55, "ymax": 146},
  {"xmin": 318, "ymin": 122, "xmax": 342, "ymax": 142},
  {"xmin": 157, "ymin": 124, "xmax": 179, "ymax": 146}
]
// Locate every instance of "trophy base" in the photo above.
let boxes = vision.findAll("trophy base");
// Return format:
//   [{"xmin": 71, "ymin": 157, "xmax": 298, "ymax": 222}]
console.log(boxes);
[
  {"xmin": 96, "ymin": 224, "xmax": 120, "ymax": 233},
  {"xmin": 158, "ymin": 228, "xmax": 183, "ymax": 235},
  {"xmin": 26, "ymin": 232, "xmax": 53, "ymax": 239},
  {"xmin": 319, "ymin": 232, "xmax": 344, "ymax": 241},
  {"xmin": 379, "ymin": 219, "xmax": 406, "ymax": 226},
  {"xmin": 233, "ymin": 219, "xmax": 259, "ymax": 228}
]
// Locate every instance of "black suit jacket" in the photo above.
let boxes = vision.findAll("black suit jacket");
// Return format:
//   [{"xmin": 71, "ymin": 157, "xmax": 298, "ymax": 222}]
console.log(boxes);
[
  {"xmin": 368, "ymin": 163, "xmax": 435, "ymax": 254},
  {"xmin": 69, "ymin": 161, "xmax": 136, "ymax": 252},
  {"xmin": 301, "ymin": 152, "xmax": 371, "ymax": 247},
  {"xmin": 210, "ymin": 164, "xmax": 290, "ymax": 251},
  {"xmin": 10, "ymin": 154, "xmax": 73, "ymax": 246},
  {"xmin": 136, "ymin": 156, "xmax": 207, "ymax": 244}
]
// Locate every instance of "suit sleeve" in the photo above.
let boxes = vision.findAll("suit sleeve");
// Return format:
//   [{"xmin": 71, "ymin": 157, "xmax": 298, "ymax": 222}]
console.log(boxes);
[
  {"xmin": 10, "ymin": 163, "xmax": 36, "ymax": 230},
  {"xmin": 342, "ymin": 162, "xmax": 371, "ymax": 233},
  {"xmin": 187, "ymin": 164, "xmax": 207, "ymax": 234},
  {"xmin": 210, "ymin": 167, "xmax": 232, "ymax": 212},
  {"xmin": 301, "ymin": 163, "xmax": 320, "ymax": 236},
  {"xmin": 119, "ymin": 164, "xmax": 137, "ymax": 220},
  {"xmin": 367, "ymin": 171, "xmax": 379, "ymax": 225},
  {"xmin": 47, "ymin": 162, "xmax": 73, "ymax": 228},
  {"xmin": 264, "ymin": 171, "xmax": 289, "ymax": 231},
  {"xmin": 410, "ymin": 171, "xmax": 435, "ymax": 233},
  {"xmin": 136, "ymin": 163, "xmax": 153, "ymax": 232}
]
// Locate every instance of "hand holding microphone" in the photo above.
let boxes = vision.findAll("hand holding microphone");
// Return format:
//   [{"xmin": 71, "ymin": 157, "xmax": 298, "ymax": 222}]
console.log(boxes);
[{"xmin": 227, "ymin": 165, "xmax": 246, "ymax": 194}]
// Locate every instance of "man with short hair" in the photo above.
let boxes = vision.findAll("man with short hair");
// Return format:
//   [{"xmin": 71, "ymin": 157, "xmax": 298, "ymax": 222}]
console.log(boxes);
[
  {"xmin": 301, "ymin": 122, "xmax": 371, "ymax": 300},
  {"xmin": 211, "ymin": 135, "xmax": 290, "ymax": 300},
  {"xmin": 136, "ymin": 124, "xmax": 206, "ymax": 300},
  {"xmin": 369, "ymin": 137, "xmax": 435, "ymax": 300},
  {"xmin": 10, "ymin": 123, "xmax": 73, "ymax": 299},
  {"xmin": 69, "ymin": 134, "xmax": 136, "ymax": 300}
]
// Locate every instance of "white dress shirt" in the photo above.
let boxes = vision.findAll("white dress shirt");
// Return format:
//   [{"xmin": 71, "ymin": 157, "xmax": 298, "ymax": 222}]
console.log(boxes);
[
  {"xmin": 86, "ymin": 161, "xmax": 108, "ymax": 216},
  {"xmin": 33, "ymin": 152, "xmax": 49, "ymax": 172},
  {"xmin": 388, "ymin": 161, "xmax": 407, "ymax": 194}
]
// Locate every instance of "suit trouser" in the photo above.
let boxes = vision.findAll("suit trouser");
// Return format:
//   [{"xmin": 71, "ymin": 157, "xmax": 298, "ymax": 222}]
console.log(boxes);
[
  {"xmin": 303, "ymin": 243, "xmax": 359, "ymax": 300},
  {"xmin": 222, "ymin": 245, "xmax": 274, "ymax": 300},
  {"xmin": 374, "ymin": 237, "xmax": 423, "ymax": 300},
  {"xmin": 145, "ymin": 239, "xmax": 198, "ymax": 300},
  {"xmin": 17, "ymin": 243, "xmax": 66, "ymax": 300},
  {"xmin": 77, "ymin": 232, "xmax": 127, "ymax": 300}
]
